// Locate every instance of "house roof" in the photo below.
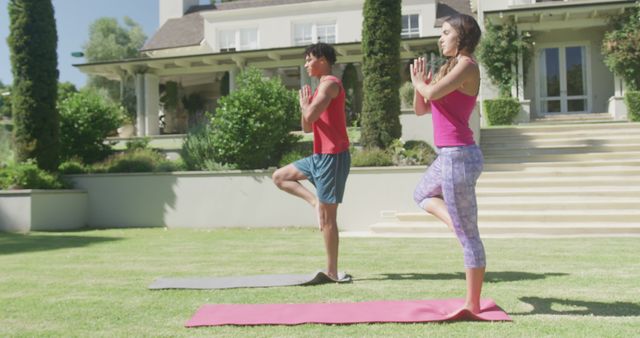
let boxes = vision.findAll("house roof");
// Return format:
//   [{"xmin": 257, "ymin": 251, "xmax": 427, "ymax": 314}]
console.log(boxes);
[
  {"xmin": 141, "ymin": 0, "xmax": 474, "ymax": 52},
  {"xmin": 140, "ymin": 12, "xmax": 204, "ymax": 52},
  {"xmin": 436, "ymin": 0, "xmax": 475, "ymax": 26},
  {"xmin": 194, "ymin": 0, "xmax": 323, "ymax": 12}
]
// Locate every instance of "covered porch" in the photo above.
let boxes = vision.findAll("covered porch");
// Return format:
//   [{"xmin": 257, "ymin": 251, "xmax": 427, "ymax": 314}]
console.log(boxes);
[
  {"xmin": 482, "ymin": 0, "xmax": 636, "ymax": 122},
  {"xmin": 75, "ymin": 37, "xmax": 438, "ymax": 137}
]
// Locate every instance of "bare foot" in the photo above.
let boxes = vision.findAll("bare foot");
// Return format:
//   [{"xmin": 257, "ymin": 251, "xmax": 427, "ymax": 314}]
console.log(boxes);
[
  {"xmin": 327, "ymin": 272, "xmax": 339, "ymax": 281},
  {"xmin": 461, "ymin": 303, "xmax": 481, "ymax": 314}
]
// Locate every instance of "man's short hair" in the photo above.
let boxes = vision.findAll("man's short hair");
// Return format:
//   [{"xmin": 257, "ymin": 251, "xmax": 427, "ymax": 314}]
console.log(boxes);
[{"xmin": 304, "ymin": 43, "xmax": 337, "ymax": 65}]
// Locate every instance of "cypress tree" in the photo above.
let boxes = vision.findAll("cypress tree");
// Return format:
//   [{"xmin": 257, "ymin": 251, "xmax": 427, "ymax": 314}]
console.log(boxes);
[
  {"xmin": 8, "ymin": 0, "xmax": 60, "ymax": 170},
  {"xmin": 361, "ymin": 0, "xmax": 402, "ymax": 149}
]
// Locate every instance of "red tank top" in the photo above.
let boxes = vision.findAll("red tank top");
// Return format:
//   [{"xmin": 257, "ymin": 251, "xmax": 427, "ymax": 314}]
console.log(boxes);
[{"xmin": 312, "ymin": 76, "xmax": 350, "ymax": 154}]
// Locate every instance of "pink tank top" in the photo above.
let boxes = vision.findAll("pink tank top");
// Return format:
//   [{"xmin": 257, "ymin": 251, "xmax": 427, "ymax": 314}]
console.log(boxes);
[
  {"xmin": 430, "ymin": 89, "xmax": 477, "ymax": 147},
  {"xmin": 312, "ymin": 76, "xmax": 350, "ymax": 154}
]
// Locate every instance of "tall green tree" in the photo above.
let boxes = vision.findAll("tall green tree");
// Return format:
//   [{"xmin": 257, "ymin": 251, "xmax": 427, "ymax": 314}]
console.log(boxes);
[
  {"xmin": 8, "ymin": 0, "xmax": 60, "ymax": 170},
  {"xmin": 360, "ymin": 0, "xmax": 402, "ymax": 149},
  {"xmin": 83, "ymin": 17, "xmax": 146, "ymax": 120}
]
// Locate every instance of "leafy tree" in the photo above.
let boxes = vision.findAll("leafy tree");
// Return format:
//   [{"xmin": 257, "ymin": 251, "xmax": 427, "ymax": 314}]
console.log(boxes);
[
  {"xmin": 211, "ymin": 68, "xmax": 300, "ymax": 169},
  {"xmin": 58, "ymin": 82, "xmax": 78, "ymax": 102},
  {"xmin": 83, "ymin": 17, "xmax": 147, "ymax": 120},
  {"xmin": 58, "ymin": 89, "xmax": 124, "ymax": 163},
  {"xmin": 360, "ymin": 0, "xmax": 402, "ymax": 149},
  {"xmin": 602, "ymin": 3, "xmax": 640, "ymax": 91},
  {"xmin": 477, "ymin": 18, "xmax": 533, "ymax": 97},
  {"xmin": 8, "ymin": 0, "xmax": 60, "ymax": 171}
]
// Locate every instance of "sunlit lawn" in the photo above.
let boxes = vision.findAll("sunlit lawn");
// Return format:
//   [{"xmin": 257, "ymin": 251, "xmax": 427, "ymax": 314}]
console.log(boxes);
[{"xmin": 1, "ymin": 228, "xmax": 638, "ymax": 337}]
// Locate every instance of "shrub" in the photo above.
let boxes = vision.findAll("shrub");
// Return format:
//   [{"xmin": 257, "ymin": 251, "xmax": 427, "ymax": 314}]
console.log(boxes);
[
  {"xmin": 96, "ymin": 149, "xmax": 173, "ymax": 173},
  {"xmin": 625, "ymin": 91, "xmax": 640, "ymax": 122},
  {"xmin": 58, "ymin": 89, "xmax": 124, "ymax": 163},
  {"xmin": 58, "ymin": 159, "xmax": 87, "ymax": 175},
  {"xmin": 351, "ymin": 147, "xmax": 393, "ymax": 167},
  {"xmin": 278, "ymin": 150, "xmax": 306, "ymax": 167},
  {"xmin": 0, "ymin": 160, "xmax": 66, "ymax": 190},
  {"xmin": 180, "ymin": 124, "xmax": 217, "ymax": 170},
  {"xmin": 211, "ymin": 68, "xmax": 300, "ymax": 169},
  {"xmin": 125, "ymin": 137, "xmax": 150, "ymax": 151},
  {"xmin": 399, "ymin": 81, "xmax": 414, "ymax": 109},
  {"xmin": 0, "ymin": 126, "xmax": 13, "ymax": 166},
  {"xmin": 483, "ymin": 98, "xmax": 521, "ymax": 126},
  {"xmin": 401, "ymin": 140, "xmax": 436, "ymax": 165}
]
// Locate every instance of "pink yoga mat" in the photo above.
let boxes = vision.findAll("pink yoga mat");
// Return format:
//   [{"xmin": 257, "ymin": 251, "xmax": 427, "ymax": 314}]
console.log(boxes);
[{"xmin": 186, "ymin": 298, "xmax": 511, "ymax": 327}]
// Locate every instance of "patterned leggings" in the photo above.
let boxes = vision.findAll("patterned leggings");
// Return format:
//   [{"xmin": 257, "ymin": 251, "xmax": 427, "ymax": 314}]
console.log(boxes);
[{"xmin": 413, "ymin": 144, "xmax": 485, "ymax": 268}]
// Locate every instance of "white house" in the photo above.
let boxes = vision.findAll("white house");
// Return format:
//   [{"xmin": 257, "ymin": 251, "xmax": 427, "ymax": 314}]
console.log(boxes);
[
  {"xmin": 473, "ymin": 0, "xmax": 636, "ymax": 122},
  {"xmin": 74, "ymin": 0, "xmax": 636, "ymax": 139}
]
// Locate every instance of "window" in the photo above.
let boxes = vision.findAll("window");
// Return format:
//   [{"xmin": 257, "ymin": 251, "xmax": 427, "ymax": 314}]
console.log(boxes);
[
  {"xmin": 294, "ymin": 23, "xmax": 313, "ymax": 46},
  {"xmin": 218, "ymin": 28, "xmax": 258, "ymax": 52},
  {"xmin": 219, "ymin": 30, "xmax": 236, "ymax": 52},
  {"xmin": 401, "ymin": 14, "xmax": 419, "ymax": 39},
  {"xmin": 316, "ymin": 23, "xmax": 336, "ymax": 43},
  {"xmin": 239, "ymin": 29, "xmax": 258, "ymax": 50},
  {"xmin": 293, "ymin": 22, "xmax": 336, "ymax": 46}
]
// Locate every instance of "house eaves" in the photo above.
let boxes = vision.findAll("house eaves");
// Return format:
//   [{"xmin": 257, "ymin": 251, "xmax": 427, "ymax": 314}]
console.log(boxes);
[
  {"xmin": 483, "ymin": 0, "xmax": 636, "ymax": 29},
  {"xmin": 74, "ymin": 37, "xmax": 438, "ymax": 81}
]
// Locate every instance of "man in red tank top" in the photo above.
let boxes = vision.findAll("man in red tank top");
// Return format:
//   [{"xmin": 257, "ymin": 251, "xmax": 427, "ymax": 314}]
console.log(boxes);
[{"xmin": 272, "ymin": 43, "xmax": 351, "ymax": 280}]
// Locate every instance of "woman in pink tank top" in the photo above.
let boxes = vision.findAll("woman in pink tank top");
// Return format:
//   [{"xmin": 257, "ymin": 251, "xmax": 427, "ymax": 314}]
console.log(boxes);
[{"xmin": 410, "ymin": 14, "xmax": 486, "ymax": 315}]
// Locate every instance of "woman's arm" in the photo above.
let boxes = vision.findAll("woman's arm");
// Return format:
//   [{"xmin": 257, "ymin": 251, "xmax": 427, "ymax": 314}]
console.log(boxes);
[
  {"xmin": 410, "ymin": 57, "xmax": 432, "ymax": 116},
  {"xmin": 413, "ymin": 88, "xmax": 431, "ymax": 116},
  {"xmin": 414, "ymin": 58, "xmax": 477, "ymax": 101}
]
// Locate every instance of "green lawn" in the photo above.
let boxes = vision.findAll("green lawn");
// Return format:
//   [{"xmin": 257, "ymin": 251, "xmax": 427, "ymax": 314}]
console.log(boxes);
[{"xmin": 1, "ymin": 228, "xmax": 638, "ymax": 337}]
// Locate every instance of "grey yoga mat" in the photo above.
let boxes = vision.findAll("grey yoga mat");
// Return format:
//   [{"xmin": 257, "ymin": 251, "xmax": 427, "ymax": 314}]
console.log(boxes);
[{"xmin": 149, "ymin": 271, "xmax": 351, "ymax": 290}]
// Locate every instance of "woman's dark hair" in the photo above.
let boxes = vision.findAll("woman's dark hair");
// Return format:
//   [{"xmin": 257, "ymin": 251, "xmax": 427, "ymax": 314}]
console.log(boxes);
[
  {"xmin": 446, "ymin": 13, "xmax": 482, "ymax": 54},
  {"xmin": 433, "ymin": 14, "xmax": 481, "ymax": 83},
  {"xmin": 304, "ymin": 43, "xmax": 337, "ymax": 65}
]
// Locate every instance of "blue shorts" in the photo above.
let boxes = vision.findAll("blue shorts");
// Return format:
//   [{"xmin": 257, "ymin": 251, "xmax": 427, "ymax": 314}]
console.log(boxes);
[{"xmin": 294, "ymin": 151, "xmax": 350, "ymax": 204}]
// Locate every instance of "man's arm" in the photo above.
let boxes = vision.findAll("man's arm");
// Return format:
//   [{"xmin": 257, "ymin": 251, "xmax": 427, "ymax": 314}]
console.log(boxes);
[{"xmin": 300, "ymin": 80, "xmax": 339, "ymax": 129}]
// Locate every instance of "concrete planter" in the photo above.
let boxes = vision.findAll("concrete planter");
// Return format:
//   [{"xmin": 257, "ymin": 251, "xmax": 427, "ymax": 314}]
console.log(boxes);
[
  {"xmin": 0, "ymin": 190, "xmax": 88, "ymax": 233},
  {"xmin": 67, "ymin": 167, "xmax": 427, "ymax": 230}
]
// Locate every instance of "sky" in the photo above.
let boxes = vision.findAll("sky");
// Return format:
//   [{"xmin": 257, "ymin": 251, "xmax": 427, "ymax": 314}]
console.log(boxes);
[{"xmin": 0, "ymin": 0, "xmax": 163, "ymax": 88}]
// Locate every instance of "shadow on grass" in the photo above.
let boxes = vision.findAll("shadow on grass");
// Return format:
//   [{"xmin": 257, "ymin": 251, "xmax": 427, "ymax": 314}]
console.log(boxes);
[
  {"xmin": 0, "ymin": 232, "xmax": 122, "ymax": 255},
  {"xmin": 515, "ymin": 297, "xmax": 640, "ymax": 317},
  {"xmin": 356, "ymin": 271, "xmax": 568, "ymax": 283}
]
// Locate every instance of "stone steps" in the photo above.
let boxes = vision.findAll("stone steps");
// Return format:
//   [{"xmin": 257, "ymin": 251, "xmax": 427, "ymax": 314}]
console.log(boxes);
[{"xmin": 360, "ymin": 121, "xmax": 640, "ymax": 237}]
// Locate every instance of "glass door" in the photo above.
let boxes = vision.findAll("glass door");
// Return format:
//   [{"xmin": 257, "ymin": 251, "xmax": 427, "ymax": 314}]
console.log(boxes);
[{"xmin": 539, "ymin": 45, "xmax": 589, "ymax": 114}]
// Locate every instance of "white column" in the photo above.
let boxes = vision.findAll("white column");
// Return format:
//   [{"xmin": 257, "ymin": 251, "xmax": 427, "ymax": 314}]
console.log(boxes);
[
  {"xmin": 299, "ymin": 65, "xmax": 310, "ymax": 88},
  {"xmin": 135, "ymin": 73, "xmax": 146, "ymax": 137},
  {"xmin": 144, "ymin": 73, "xmax": 160, "ymax": 136},
  {"xmin": 517, "ymin": 49, "xmax": 525, "ymax": 101},
  {"xmin": 511, "ymin": 63, "xmax": 518, "ymax": 99},
  {"xmin": 229, "ymin": 67, "xmax": 238, "ymax": 92},
  {"xmin": 614, "ymin": 74, "xmax": 625, "ymax": 97}
]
